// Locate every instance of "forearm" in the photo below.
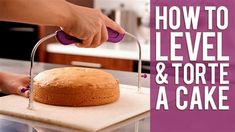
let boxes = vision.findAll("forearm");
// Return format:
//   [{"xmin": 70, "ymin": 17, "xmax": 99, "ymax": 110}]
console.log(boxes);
[{"xmin": 0, "ymin": 0, "xmax": 71, "ymax": 27}]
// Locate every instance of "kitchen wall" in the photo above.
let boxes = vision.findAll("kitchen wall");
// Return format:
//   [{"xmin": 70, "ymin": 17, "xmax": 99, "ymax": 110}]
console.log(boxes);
[{"xmin": 94, "ymin": 0, "xmax": 149, "ymax": 17}]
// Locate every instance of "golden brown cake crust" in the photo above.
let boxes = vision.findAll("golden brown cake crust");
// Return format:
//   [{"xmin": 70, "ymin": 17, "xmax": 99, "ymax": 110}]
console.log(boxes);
[{"xmin": 33, "ymin": 67, "xmax": 119, "ymax": 106}]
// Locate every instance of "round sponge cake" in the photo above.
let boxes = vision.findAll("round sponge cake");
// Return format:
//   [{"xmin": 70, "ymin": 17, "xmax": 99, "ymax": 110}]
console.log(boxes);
[{"xmin": 33, "ymin": 67, "xmax": 120, "ymax": 106}]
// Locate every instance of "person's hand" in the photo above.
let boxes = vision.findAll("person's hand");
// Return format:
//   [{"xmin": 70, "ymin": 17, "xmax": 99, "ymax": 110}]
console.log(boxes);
[
  {"xmin": 0, "ymin": 72, "xmax": 30, "ymax": 97},
  {"xmin": 62, "ymin": 4, "xmax": 125, "ymax": 48},
  {"xmin": 0, "ymin": 0, "xmax": 124, "ymax": 47}
]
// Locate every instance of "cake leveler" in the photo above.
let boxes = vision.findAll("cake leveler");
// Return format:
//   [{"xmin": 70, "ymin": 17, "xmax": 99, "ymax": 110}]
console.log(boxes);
[{"xmin": 28, "ymin": 27, "xmax": 142, "ymax": 110}]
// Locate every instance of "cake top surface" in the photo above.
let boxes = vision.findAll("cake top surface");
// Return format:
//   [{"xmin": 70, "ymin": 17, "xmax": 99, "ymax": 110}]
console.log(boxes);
[{"xmin": 34, "ymin": 67, "xmax": 117, "ymax": 88}]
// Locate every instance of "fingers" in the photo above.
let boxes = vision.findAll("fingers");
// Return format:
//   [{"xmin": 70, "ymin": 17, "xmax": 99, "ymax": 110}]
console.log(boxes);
[
  {"xmin": 70, "ymin": 7, "xmax": 124, "ymax": 48},
  {"xmin": 90, "ymin": 23, "xmax": 108, "ymax": 48},
  {"xmin": 76, "ymin": 23, "xmax": 108, "ymax": 48},
  {"xmin": 90, "ymin": 31, "xmax": 101, "ymax": 48},
  {"xmin": 101, "ymin": 23, "xmax": 108, "ymax": 43},
  {"xmin": 17, "ymin": 87, "xmax": 29, "ymax": 98},
  {"xmin": 76, "ymin": 35, "xmax": 93, "ymax": 48},
  {"xmin": 18, "ymin": 76, "xmax": 30, "ymax": 97},
  {"xmin": 104, "ymin": 16, "xmax": 125, "ymax": 34}
]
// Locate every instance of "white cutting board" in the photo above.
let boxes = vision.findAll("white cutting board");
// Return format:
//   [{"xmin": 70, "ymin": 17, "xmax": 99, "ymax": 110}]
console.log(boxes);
[{"xmin": 0, "ymin": 84, "xmax": 150, "ymax": 132}]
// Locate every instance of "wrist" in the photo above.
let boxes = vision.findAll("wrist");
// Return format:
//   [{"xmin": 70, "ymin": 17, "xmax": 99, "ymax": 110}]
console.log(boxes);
[
  {"xmin": 52, "ymin": 1, "xmax": 72, "ymax": 29},
  {"xmin": 57, "ymin": 1, "xmax": 75, "ymax": 31}
]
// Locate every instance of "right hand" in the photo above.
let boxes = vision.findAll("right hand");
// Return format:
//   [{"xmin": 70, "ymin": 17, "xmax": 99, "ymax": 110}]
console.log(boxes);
[{"xmin": 62, "ymin": 4, "xmax": 125, "ymax": 48}]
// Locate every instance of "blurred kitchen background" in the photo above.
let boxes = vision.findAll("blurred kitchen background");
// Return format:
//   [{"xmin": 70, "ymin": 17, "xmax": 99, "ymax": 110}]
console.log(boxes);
[{"xmin": 0, "ymin": 0, "xmax": 150, "ymax": 73}]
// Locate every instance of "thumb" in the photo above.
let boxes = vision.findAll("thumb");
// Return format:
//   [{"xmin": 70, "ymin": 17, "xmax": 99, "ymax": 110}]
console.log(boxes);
[{"xmin": 104, "ymin": 16, "xmax": 125, "ymax": 34}]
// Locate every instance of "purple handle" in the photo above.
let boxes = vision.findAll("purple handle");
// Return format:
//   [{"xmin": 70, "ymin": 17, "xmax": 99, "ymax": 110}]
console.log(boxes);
[{"xmin": 55, "ymin": 27, "xmax": 125, "ymax": 45}]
